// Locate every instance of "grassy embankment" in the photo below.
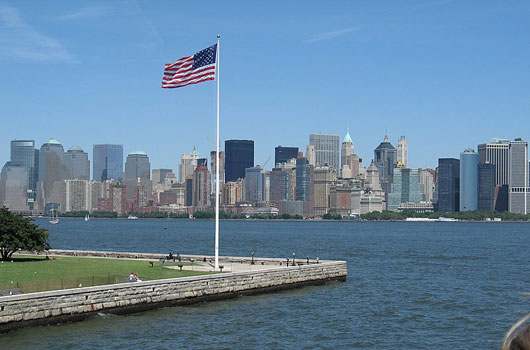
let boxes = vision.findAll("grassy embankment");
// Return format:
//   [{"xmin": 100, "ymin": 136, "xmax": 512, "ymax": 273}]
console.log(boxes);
[{"xmin": 0, "ymin": 255, "xmax": 212, "ymax": 293}]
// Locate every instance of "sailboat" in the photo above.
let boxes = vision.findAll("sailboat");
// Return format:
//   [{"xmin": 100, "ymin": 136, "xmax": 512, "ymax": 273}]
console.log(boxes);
[
  {"xmin": 84, "ymin": 212, "xmax": 90, "ymax": 221},
  {"xmin": 49, "ymin": 209, "xmax": 59, "ymax": 225}
]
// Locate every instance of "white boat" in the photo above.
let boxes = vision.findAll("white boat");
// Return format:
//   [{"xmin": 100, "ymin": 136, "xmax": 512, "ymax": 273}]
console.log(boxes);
[
  {"xmin": 127, "ymin": 215, "xmax": 138, "ymax": 220},
  {"xmin": 49, "ymin": 209, "xmax": 59, "ymax": 224},
  {"xmin": 84, "ymin": 213, "xmax": 90, "ymax": 221}
]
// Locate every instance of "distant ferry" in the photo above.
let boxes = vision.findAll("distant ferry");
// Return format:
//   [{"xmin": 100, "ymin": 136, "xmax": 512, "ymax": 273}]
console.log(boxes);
[
  {"xmin": 405, "ymin": 217, "xmax": 459, "ymax": 222},
  {"xmin": 127, "ymin": 215, "xmax": 138, "ymax": 220}
]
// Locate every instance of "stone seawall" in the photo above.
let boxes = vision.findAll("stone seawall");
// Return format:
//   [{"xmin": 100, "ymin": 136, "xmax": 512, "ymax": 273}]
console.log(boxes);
[{"xmin": 0, "ymin": 252, "xmax": 347, "ymax": 333}]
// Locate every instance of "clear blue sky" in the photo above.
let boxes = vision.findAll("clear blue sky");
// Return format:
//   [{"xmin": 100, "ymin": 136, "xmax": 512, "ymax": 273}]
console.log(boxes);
[{"xmin": 1, "ymin": 1, "xmax": 529, "ymax": 173}]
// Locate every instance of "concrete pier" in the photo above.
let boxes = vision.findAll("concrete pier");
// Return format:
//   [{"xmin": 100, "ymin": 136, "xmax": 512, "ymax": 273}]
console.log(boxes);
[{"xmin": 0, "ymin": 250, "xmax": 347, "ymax": 333}]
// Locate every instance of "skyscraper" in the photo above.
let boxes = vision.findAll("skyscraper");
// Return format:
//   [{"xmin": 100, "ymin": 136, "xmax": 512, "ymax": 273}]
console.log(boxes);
[
  {"xmin": 179, "ymin": 147, "xmax": 199, "ymax": 183},
  {"xmin": 309, "ymin": 134, "xmax": 340, "ymax": 171},
  {"xmin": 437, "ymin": 158, "xmax": 460, "ymax": 212},
  {"xmin": 225, "ymin": 140, "xmax": 254, "ymax": 182},
  {"xmin": 478, "ymin": 140, "xmax": 510, "ymax": 186},
  {"xmin": 459, "ymin": 149, "xmax": 478, "ymax": 211},
  {"xmin": 478, "ymin": 163, "xmax": 495, "ymax": 210},
  {"xmin": 269, "ymin": 168, "xmax": 294, "ymax": 206},
  {"xmin": 508, "ymin": 139, "xmax": 529, "ymax": 214},
  {"xmin": 397, "ymin": 136, "xmax": 408, "ymax": 167},
  {"xmin": 63, "ymin": 146, "xmax": 90, "ymax": 180},
  {"xmin": 38, "ymin": 138, "xmax": 65, "ymax": 206},
  {"xmin": 93, "ymin": 144, "xmax": 123, "ymax": 182},
  {"xmin": 10, "ymin": 140, "xmax": 37, "ymax": 190},
  {"xmin": 274, "ymin": 146, "xmax": 299, "ymax": 167}
]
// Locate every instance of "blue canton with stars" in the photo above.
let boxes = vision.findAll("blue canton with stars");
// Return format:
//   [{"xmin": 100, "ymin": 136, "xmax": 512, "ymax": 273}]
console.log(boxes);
[{"xmin": 192, "ymin": 44, "xmax": 217, "ymax": 69}]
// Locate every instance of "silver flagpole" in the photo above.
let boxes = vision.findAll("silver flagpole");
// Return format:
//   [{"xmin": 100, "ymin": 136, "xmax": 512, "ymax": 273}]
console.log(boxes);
[{"xmin": 215, "ymin": 34, "xmax": 220, "ymax": 270}]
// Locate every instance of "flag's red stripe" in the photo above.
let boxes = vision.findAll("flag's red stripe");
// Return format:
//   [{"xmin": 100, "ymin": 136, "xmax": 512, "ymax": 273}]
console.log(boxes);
[{"xmin": 164, "ymin": 62, "xmax": 193, "ymax": 73}]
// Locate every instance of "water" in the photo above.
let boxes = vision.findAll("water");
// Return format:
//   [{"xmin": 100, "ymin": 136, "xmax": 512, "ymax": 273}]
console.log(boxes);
[{"xmin": 2, "ymin": 219, "xmax": 529, "ymax": 349}]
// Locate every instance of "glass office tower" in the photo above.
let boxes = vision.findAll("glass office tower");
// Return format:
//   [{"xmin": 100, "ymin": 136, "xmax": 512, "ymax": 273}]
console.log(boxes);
[
  {"xmin": 459, "ymin": 149, "xmax": 478, "ymax": 211},
  {"xmin": 93, "ymin": 144, "xmax": 123, "ymax": 181}
]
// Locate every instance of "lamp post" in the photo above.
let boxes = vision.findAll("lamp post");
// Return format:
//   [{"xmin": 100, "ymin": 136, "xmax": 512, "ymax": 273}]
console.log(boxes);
[
  {"xmin": 292, "ymin": 253, "xmax": 296, "ymax": 266},
  {"xmin": 251, "ymin": 251, "xmax": 255, "ymax": 265}
]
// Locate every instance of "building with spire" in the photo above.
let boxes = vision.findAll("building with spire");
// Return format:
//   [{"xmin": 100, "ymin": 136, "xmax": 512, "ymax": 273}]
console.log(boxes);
[{"xmin": 179, "ymin": 147, "xmax": 199, "ymax": 183}]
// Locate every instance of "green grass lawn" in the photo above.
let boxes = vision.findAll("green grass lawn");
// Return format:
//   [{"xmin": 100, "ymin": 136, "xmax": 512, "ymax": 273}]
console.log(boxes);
[{"xmin": 0, "ymin": 255, "xmax": 213, "ymax": 293}]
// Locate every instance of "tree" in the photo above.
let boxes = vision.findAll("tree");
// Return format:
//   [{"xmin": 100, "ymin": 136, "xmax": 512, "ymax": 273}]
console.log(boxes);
[{"xmin": 0, "ymin": 207, "xmax": 50, "ymax": 261}]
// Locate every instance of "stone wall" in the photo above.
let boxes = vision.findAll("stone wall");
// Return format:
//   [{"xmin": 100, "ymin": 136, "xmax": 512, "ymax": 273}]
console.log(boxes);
[{"xmin": 0, "ymin": 254, "xmax": 346, "ymax": 333}]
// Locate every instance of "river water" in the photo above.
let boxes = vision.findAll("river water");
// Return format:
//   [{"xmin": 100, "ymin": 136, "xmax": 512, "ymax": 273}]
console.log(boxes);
[{"xmin": 2, "ymin": 219, "xmax": 529, "ymax": 349}]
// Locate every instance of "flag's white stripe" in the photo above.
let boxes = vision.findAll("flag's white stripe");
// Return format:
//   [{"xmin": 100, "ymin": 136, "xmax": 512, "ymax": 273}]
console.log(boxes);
[
  {"xmin": 163, "ymin": 65, "xmax": 216, "ymax": 81},
  {"xmin": 164, "ymin": 56, "xmax": 193, "ymax": 69},
  {"xmin": 162, "ymin": 75, "xmax": 214, "ymax": 88}
]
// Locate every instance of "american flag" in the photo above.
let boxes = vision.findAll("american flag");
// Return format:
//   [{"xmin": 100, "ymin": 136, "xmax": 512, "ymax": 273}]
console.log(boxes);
[{"xmin": 162, "ymin": 44, "xmax": 217, "ymax": 89}]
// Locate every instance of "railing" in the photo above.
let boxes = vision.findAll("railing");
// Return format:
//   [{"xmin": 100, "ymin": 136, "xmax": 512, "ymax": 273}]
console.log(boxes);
[{"xmin": 0, "ymin": 275, "xmax": 129, "ymax": 295}]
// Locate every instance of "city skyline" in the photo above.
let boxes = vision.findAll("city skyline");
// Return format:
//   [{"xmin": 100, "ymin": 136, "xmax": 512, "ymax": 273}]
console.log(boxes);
[{"xmin": 1, "ymin": 1, "xmax": 529, "ymax": 171}]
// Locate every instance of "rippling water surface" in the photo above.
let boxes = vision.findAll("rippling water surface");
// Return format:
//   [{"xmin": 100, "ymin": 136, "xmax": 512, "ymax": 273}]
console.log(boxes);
[{"xmin": 3, "ymin": 219, "xmax": 530, "ymax": 349}]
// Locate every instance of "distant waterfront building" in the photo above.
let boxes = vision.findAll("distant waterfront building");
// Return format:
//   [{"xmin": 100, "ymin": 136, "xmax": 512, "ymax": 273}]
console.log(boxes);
[
  {"xmin": 387, "ymin": 168, "xmax": 425, "ymax": 211},
  {"xmin": 124, "ymin": 151, "xmax": 151, "ymax": 202},
  {"xmin": 93, "ymin": 144, "xmax": 123, "ymax": 182},
  {"xmin": 309, "ymin": 134, "xmax": 340, "ymax": 171},
  {"xmin": 225, "ymin": 140, "xmax": 254, "ymax": 182},
  {"xmin": 192, "ymin": 163, "xmax": 211, "ymax": 209},
  {"xmin": 179, "ymin": 147, "xmax": 199, "ymax": 183},
  {"xmin": 478, "ymin": 163, "xmax": 495, "ymax": 210},
  {"xmin": 275, "ymin": 146, "xmax": 299, "ymax": 167},
  {"xmin": 60, "ymin": 179, "xmax": 90, "ymax": 212},
  {"xmin": 418, "ymin": 169, "xmax": 435, "ymax": 202},
  {"xmin": 63, "ymin": 146, "xmax": 90, "ymax": 180},
  {"xmin": 269, "ymin": 168, "xmax": 294, "ymax": 206},
  {"xmin": 0, "ymin": 162, "xmax": 28, "ymax": 211},
  {"xmin": 245, "ymin": 166, "xmax": 265, "ymax": 204},
  {"xmin": 437, "ymin": 158, "xmax": 460, "ymax": 212},
  {"xmin": 38, "ymin": 138, "xmax": 65, "ymax": 206},
  {"xmin": 295, "ymin": 157, "xmax": 314, "ymax": 216},
  {"xmin": 152, "ymin": 169, "xmax": 173, "ymax": 188},
  {"xmin": 374, "ymin": 135, "xmax": 397, "ymax": 195},
  {"xmin": 210, "ymin": 150, "xmax": 225, "ymax": 196},
  {"xmin": 459, "ymin": 149, "xmax": 478, "ymax": 211},
  {"xmin": 313, "ymin": 165, "xmax": 337, "ymax": 216},
  {"xmin": 508, "ymin": 139, "xmax": 529, "ymax": 214},
  {"xmin": 397, "ymin": 136, "xmax": 408, "ymax": 167}
]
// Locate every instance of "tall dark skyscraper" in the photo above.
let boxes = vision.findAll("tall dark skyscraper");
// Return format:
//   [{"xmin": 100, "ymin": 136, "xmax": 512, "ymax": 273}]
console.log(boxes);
[
  {"xmin": 295, "ymin": 157, "xmax": 314, "ymax": 216},
  {"xmin": 93, "ymin": 144, "xmax": 123, "ymax": 182},
  {"xmin": 437, "ymin": 158, "xmax": 460, "ymax": 212},
  {"xmin": 224, "ymin": 140, "xmax": 254, "ymax": 182},
  {"xmin": 274, "ymin": 146, "xmax": 299, "ymax": 166},
  {"xmin": 478, "ymin": 163, "xmax": 495, "ymax": 210}
]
